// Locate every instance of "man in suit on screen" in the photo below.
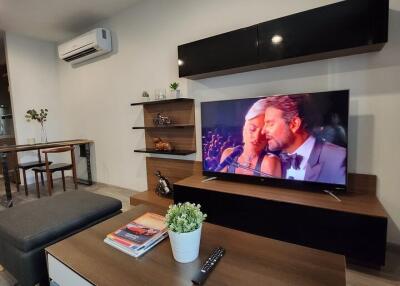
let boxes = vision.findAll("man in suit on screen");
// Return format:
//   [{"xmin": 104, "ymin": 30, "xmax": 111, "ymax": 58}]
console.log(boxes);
[{"xmin": 261, "ymin": 94, "xmax": 346, "ymax": 185}]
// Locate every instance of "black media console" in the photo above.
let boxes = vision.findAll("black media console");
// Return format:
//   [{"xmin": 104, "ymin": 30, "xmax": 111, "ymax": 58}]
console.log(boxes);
[{"xmin": 174, "ymin": 174, "xmax": 387, "ymax": 267}]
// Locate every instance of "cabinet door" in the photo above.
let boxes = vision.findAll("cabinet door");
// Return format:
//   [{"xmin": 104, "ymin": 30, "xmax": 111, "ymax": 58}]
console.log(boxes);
[
  {"xmin": 258, "ymin": 0, "xmax": 388, "ymax": 63},
  {"xmin": 178, "ymin": 25, "xmax": 258, "ymax": 78}
]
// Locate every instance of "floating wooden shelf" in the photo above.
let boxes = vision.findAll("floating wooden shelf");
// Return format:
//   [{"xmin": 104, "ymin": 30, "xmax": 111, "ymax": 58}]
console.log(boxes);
[
  {"xmin": 134, "ymin": 148, "xmax": 196, "ymax": 155},
  {"xmin": 131, "ymin": 97, "xmax": 196, "ymax": 157},
  {"xmin": 132, "ymin": 124, "xmax": 195, "ymax": 130},
  {"xmin": 130, "ymin": 98, "xmax": 194, "ymax": 106}
]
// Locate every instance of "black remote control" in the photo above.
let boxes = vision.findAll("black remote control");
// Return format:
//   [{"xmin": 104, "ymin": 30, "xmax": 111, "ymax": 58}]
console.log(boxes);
[{"xmin": 191, "ymin": 247, "xmax": 225, "ymax": 285}]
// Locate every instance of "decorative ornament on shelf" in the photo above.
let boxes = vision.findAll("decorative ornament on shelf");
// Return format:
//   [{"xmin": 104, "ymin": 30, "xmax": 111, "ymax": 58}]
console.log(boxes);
[
  {"xmin": 142, "ymin": 91, "xmax": 150, "ymax": 102},
  {"xmin": 154, "ymin": 170, "xmax": 173, "ymax": 198},
  {"xmin": 153, "ymin": 137, "xmax": 174, "ymax": 151},
  {"xmin": 25, "ymin": 108, "xmax": 48, "ymax": 143},
  {"xmin": 165, "ymin": 202, "xmax": 207, "ymax": 263},
  {"xmin": 169, "ymin": 82, "xmax": 180, "ymax": 99},
  {"xmin": 153, "ymin": 113, "xmax": 172, "ymax": 126}
]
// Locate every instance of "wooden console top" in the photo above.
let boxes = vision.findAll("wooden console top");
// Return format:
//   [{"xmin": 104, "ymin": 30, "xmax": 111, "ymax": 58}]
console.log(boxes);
[{"xmin": 174, "ymin": 174, "xmax": 387, "ymax": 218}]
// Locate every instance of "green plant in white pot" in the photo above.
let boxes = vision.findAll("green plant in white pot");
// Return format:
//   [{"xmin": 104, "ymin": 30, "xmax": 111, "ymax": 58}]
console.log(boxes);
[{"xmin": 165, "ymin": 202, "xmax": 207, "ymax": 263}]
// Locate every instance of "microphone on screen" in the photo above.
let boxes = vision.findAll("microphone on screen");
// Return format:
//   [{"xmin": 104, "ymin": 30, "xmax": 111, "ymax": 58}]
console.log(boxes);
[{"xmin": 214, "ymin": 145, "xmax": 244, "ymax": 172}]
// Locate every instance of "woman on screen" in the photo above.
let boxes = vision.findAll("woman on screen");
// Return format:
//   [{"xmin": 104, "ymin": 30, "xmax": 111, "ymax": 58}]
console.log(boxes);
[{"xmin": 219, "ymin": 98, "xmax": 281, "ymax": 178}]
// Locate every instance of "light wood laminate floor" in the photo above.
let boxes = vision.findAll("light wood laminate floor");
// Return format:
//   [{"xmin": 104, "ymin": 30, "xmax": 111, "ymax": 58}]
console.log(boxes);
[{"xmin": 0, "ymin": 178, "xmax": 399, "ymax": 286}]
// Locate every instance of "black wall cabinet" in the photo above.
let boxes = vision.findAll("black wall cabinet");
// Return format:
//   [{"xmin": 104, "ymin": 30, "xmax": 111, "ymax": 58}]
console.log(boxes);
[
  {"xmin": 178, "ymin": 26, "xmax": 258, "ymax": 79},
  {"xmin": 178, "ymin": 0, "xmax": 389, "ymax": 79}
]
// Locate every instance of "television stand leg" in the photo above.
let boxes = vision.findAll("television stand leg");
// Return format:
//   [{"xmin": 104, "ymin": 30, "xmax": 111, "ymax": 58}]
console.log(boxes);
[
  {"xmin": 201, "ymin": 176, "xmax": 217, "ymax": 183},
  {"xmin": 323, "ymin": 190, "xmax": 342, "ymax": 202}
]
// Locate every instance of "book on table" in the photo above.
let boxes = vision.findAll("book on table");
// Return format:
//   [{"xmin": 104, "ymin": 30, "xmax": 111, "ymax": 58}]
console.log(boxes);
[{"xmin": 104, "ymin": 212, "xmax": 168, "ymax": 258}]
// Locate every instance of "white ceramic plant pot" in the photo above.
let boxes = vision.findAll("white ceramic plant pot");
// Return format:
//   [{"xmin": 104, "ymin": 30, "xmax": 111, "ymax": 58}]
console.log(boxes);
[
  {"xmin": 168, "ymin": 224, "xmax": 202, "ymax": 263},
  {"xmin": 170, "ymin": 90, "xmax": 181, "ymax": 99}
]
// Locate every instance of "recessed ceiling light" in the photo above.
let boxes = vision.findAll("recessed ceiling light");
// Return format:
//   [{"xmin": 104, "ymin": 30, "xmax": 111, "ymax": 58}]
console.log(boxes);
[{"xmin": 271, "ymin": 35, "xmax": 283, "ymax": 44}]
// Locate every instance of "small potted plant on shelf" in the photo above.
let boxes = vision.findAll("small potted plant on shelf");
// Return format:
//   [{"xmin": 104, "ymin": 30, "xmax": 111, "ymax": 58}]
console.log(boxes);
[
  {"xmin": 169, "ymin": 82, "xmax": 180, "ymax": 99},
  {"xmin": 165, "ymin": 202, "xmax": 207, "ymax": 263}
]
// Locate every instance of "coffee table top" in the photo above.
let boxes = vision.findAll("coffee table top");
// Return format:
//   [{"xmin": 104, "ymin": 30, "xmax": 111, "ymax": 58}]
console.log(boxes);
[{"xmin": 46, "ymin": 204, "xmax": 346, "ymax": 286}]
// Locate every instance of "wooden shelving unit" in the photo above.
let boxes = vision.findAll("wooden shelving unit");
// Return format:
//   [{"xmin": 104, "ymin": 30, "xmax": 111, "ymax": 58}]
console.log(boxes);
[
  {"xmin": 131, "ymin": 98, "xmax": 196, "ymax": 156},
  {"xmin": 133, "ymin": 148, "xmax": 196, "ymax": 155},
  {"xmin": 131, "ymin": 124, "xmax": 194, "ymax": 130},
  {"xmin": 130, "ymin": 99, "xmax": 198, "ymax": 206},
  {"xmin": 130, "ymin": 98, "xmax": 194, "ymax": 106}
]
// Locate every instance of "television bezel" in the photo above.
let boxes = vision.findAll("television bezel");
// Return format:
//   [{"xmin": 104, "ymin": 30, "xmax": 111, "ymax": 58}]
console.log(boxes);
[{"xmin": 201, "ymin": 90, "xmax": 349, "ymax": 193}]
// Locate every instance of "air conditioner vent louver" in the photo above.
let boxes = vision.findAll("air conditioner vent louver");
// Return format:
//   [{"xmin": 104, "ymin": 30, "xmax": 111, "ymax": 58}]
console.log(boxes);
[
  {"xmin": 58, "ymin": 28, "xmax": 112, "ymax": 64},
  {"xmin": 64, "ymin": 47, "xmax": 98, "ymax": 62}
]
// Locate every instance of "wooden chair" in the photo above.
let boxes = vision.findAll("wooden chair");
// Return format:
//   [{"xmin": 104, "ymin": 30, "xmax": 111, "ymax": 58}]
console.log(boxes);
[
  {"xmin": 17, "ymin": 150, "xmax": 52, "ymax": 196},
  {"xmin": 32, "ymin": 146, "xmax": 78, "ymax": 197}
]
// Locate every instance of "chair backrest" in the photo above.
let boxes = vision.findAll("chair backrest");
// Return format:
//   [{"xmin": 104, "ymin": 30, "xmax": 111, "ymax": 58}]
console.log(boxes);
[
  {"xmin": 41, "ymin": 146, "xmax": 76, "ymax": 169},
  {"xmin": 42, "ymin": 146, "xmax": 74, "ymax": 154}
]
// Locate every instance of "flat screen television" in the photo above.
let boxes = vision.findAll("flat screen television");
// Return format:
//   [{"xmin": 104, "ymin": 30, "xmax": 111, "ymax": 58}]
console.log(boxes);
[{"xmin": 201, "ymin": 90, "xmax": 349, "ymax": 192}]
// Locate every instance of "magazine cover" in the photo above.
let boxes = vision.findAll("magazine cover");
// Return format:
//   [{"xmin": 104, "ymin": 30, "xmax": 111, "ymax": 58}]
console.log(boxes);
[{"xmin": 107, "ymin": 212, "xmax": 166, "ymax": 249}]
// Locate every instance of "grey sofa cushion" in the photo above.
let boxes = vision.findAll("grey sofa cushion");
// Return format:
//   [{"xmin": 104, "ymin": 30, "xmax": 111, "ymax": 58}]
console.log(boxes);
[{"xmin": 0, "ymin": 191, "xmax": 122, "ymax": 252}]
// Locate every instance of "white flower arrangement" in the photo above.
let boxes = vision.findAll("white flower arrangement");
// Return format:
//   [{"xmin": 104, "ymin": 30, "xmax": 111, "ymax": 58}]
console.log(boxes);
[{"xmin": 165, "ymin": 202, "xmax": 207, "ymax": 233}]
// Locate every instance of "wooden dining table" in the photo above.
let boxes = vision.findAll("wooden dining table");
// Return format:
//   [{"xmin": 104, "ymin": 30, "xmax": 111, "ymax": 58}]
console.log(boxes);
[{"xmin": 0, "ymin": 139, "xmax": 93, "ymax": 207}]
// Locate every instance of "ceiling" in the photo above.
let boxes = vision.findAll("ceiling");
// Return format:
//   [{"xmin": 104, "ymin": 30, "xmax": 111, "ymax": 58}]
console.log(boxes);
[
  {"xmin": 1, "ymin": 0, "xmax": 399, "ymax": 44},
  {"xmin": 0, "ymin": 0, "xmax": 141, "ymax": 42}
]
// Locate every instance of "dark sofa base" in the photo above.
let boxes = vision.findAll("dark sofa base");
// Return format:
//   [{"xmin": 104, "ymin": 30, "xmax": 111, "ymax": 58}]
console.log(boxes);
[{"xmin": 0, "ymin": 210, "xmax": 121, "ymax": 286}]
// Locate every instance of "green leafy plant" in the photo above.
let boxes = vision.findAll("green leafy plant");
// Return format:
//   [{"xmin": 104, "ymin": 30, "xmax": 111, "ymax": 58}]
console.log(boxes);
[
  {"xmin": 25, "ymin": 108, "xmax": 48, "ymax": 126},
  {"xmin": 165, "ymin": 202, "xmax": 207, "ymax": 233},
  {"xmin": 169, "ymin": 82, "xmax": 179, "ymax": 91}
]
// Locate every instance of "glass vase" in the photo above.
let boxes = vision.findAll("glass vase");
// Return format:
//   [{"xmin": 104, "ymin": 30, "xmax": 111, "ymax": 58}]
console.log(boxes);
[
  {"xmin": 154, "ymin": 88, "xmax": 166, "ymax": 100},
  {"xmin": 40, "ymin": 124, "xmax": 48, "ymax": 143}
]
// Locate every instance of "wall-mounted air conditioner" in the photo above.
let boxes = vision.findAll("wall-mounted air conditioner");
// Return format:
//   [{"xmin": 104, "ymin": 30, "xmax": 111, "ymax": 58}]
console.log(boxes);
[{"xmin": 58, "ymin": 28, "xmax": 112, "ymax": 64}]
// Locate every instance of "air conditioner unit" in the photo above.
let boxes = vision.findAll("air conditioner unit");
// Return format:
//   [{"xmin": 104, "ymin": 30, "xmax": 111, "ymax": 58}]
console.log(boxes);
[{"xmin": 58, "ymin": 28, "xmax": 112, "ymax": 64}]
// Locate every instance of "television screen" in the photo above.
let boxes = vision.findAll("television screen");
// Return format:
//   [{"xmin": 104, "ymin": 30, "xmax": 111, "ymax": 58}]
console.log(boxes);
[{"xmin": 201, "ymin": 90, "xmax": 348, "ymax": 191}]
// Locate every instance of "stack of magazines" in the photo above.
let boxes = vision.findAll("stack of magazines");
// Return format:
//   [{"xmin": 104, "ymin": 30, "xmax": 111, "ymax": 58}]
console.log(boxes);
[{"xmin": 104, "ymin": 212, "xmax": 168, "ymax": 258}]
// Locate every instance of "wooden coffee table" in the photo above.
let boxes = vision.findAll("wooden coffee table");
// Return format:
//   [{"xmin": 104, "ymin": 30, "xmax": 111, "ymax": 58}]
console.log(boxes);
[{"xmin": 45, "ymin": 204, "xmax": 346, "ymax": 286}]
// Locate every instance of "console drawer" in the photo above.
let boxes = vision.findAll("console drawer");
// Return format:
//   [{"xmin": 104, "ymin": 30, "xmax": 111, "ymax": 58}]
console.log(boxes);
[{"xmin": 47, "ymin": 253, "xmax": 93, "ymax": 286}]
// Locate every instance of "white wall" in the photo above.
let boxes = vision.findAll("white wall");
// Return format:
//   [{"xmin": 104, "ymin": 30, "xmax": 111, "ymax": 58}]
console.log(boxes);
[
  {"xmin": 5, "ymin": 33, "xmax": 68, "ymax": 182},
  {"xmin": 57, "ymin": 0, "xmax": 400, "ymax": 244}
]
